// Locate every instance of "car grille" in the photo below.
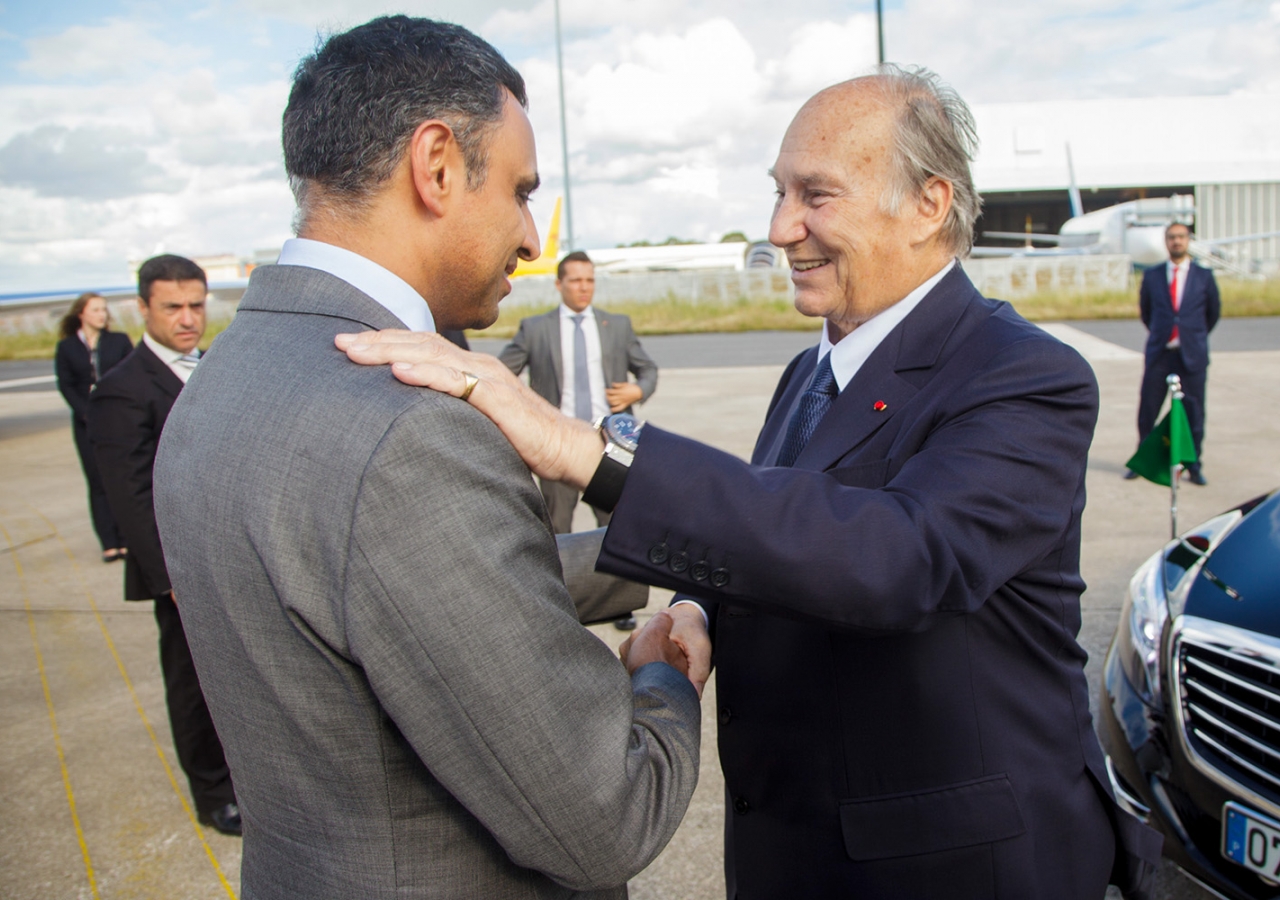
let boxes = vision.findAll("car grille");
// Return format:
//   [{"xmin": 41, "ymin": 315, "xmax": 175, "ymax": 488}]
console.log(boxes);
[{"xmin": 1179, "ymin": 630, "xmax": 1280, "ymax": 796}]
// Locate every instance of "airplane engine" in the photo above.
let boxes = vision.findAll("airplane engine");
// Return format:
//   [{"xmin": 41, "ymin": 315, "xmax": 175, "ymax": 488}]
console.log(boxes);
[{"xmin": 1125, "ymin": 225, "xmax": 1172, "ymax": 267}]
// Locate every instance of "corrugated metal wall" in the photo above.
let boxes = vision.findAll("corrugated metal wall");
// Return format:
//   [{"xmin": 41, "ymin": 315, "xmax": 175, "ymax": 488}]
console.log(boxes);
[{"xmin": 1196, "ymin": 182, "xmax": 1280, "ymax": 275}]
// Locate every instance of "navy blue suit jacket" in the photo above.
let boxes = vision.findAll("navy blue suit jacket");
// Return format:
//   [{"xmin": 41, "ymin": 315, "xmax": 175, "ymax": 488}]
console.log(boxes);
[
  {"xmin": 1139, "ymin": 261, "xmax": 1220, "ymax": 372},
  {"xmin": 598, "ymin": 267, "xmax": 1161, "ymax": 899}
]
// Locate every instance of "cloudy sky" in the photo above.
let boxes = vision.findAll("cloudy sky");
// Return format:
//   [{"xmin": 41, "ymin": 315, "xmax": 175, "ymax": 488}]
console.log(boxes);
[{"xmin": 1, "ymin": 0, "xmax": 1278, "ymax": 292}]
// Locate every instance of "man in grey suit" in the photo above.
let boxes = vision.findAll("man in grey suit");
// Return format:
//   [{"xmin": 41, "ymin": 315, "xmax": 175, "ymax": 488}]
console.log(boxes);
[
  {"xmin": 499, "ymin": 252, "xmax": 657, "ymax": 535},
  {"xmin": 152, "ymin": 16, "xmax": 700, "ymax": 899}
]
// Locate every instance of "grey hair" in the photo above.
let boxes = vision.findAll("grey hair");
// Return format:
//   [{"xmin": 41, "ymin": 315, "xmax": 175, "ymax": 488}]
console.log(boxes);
[{"xmin": 867, "ymin": 64, "xmax": 982, "ymax": 257}]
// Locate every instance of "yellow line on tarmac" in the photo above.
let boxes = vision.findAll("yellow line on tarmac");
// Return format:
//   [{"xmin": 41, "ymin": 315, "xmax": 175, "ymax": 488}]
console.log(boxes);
[
  {"xmin": 1, "ymin": 521, "xmax": 101, "ymax": 900},
  {"xmin": 30, "ymin": 506, "xmax": 239, "ymax": 900}
]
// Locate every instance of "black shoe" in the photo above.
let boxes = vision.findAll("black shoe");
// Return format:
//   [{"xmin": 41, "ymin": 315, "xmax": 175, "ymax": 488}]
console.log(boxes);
[
  {"xmin": 613, "ymin": 615, "xmax": 638, "ymax": 632},
  {"xmin": 1123, "ymin": 469, "xmax": 1140, "ymax": 480},
  {"xmin": 1187, "ymin": 470, "xmax": 1207, "ymax": 486},
  {"xmin": 199, "ymin": 802, "xmax": 242, "ymax": 836}
]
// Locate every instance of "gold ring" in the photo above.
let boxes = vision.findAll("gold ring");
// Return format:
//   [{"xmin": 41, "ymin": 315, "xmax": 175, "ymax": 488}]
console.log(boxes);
[{"xmin": 459, "ymin": 371, "xmax": 480, "ymax": 402}]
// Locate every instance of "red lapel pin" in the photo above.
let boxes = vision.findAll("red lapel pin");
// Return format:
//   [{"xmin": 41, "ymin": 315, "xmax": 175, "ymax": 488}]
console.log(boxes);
[{"xmin": 873, "ymin": 400, "xmax": 888, "ymax": 412}]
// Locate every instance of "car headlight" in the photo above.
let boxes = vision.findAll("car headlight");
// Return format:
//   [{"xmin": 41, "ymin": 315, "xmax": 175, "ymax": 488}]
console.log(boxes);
[{"xmin": 1119, "ymin": 549, "xmax": 1168, "ymax": 704}]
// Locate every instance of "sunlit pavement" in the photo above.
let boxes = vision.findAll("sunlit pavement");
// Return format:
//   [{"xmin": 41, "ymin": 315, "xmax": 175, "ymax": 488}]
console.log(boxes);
[{"xmin": 3, "ymin": 324, "xmax": 1277, "ymax": 899}]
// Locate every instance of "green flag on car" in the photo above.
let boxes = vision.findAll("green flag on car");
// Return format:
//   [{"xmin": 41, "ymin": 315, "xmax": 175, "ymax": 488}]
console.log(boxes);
[{"xmin": 1126, "ymin": 393, "xmax": 1198, "ymax": 486}]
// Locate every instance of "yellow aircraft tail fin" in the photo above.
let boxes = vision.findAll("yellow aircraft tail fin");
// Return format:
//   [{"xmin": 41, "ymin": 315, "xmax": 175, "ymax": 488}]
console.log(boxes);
[{"xmin": 513, "ymin": 196, "xmax": 562, "ymax": 278}]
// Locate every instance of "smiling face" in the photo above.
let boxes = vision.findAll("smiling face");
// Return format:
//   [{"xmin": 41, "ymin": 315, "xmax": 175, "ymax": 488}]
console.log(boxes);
[
  {"xmin": 768, "ymin": 82, "xmax": 942, "ymax": 341},
  {"xmin": 437, "ymin": 92, "xmax": 541, "ymax": 331}
]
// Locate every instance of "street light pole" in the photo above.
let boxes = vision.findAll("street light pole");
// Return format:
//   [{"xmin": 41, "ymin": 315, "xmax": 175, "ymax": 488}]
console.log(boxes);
[
  {"xmin": 554, "ymin": 0, "xmax": 575, "ymax": 252},
  {"xmin": 876, "ymin": 0, "xmax": 885, "ymax": 64}
]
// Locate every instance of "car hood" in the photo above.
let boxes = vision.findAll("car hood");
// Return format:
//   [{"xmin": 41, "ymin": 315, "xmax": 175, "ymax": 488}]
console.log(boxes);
[{"xmin": 1184, "ymin": 490, "xmax": 1280, "ymax": 634}]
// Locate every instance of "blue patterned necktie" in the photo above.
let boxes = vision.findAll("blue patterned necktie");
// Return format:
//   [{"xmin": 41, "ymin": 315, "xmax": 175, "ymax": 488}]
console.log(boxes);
[
  {"xmin": 174, "ymin": 351, "xmax": 201, "ymax": 374},
  {"xmin": 776, "ymin": 352, "xmax": 838, "ymax": 467},
  {"xmin": 571, "ymin": 314, "xmax": 592, "ymax": 421}
]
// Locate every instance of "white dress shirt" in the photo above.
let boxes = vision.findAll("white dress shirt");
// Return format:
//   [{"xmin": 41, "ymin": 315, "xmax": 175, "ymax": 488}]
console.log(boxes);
[
  {"xmin": 818, "ymin": 259, "xmax": 955, "ymax": 389},
  {"xmin": 558, "ymin": 304, "xmax": 609, "ymax": 421},
  {"xmin": 143, "ymin": 332, "xmax": 200, "ymax": 385},
  {"xmin": 276, "ymin": 238, "xmax": 435, "ymax": 333}
]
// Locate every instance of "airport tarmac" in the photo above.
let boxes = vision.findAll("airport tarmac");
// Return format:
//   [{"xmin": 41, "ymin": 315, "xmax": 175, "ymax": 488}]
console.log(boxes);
[{"xmin": 2, "ymin": 322, "xmax": 1278, "ymax": 899}]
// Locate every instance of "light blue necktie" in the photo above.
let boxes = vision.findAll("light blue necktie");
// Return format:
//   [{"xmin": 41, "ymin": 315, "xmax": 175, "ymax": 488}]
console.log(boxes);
[
  {"xmin": 572, "ymin": 314, "xmax": 592, "ymax": 421},
  {"xmin": 776, "ymin": 353, "xmax": 838, "ymax": 467},
  {"xmin": 174, "ymin": 350, "xmax": 201, "ymax": 374}
]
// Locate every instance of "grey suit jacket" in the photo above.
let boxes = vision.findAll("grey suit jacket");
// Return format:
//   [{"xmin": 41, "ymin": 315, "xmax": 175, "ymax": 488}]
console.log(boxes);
[
  {"xmin": 498, "ymin": 308, "xmax": 657, "ymax": 412},
  {"xmin": 153, "ymin": 264, "xmax": 699, "ymax": 899}
]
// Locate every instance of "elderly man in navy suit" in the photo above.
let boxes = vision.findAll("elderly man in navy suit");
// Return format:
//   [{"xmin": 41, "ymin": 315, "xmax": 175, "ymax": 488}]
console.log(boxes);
[
  {"xmin": 343, "ymin": 64, "xmax": 1163, "ymax": 899},
  {"xmin": 1127, "ymin": 221, "xmax": 1220, "ymax": 484}
]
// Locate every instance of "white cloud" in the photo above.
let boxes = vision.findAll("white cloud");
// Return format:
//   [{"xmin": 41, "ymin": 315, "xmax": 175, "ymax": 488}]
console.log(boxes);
[
  {"xmin": 0, "ymin": 125, "xmax": 183, "ymax": 199},
  {"xmin": 773, "ymin": 14, "xmax": 878, "ymax": 97},
  {"xmin": 17, "ymin": 19, "xmax": 209, "ymax": 80},
  {"xmin": 3, "ymin": 1, "xmax": 1280, "ymax": 290}
]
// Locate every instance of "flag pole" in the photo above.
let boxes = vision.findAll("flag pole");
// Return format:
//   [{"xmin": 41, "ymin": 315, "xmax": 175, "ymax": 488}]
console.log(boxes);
[{"xmin": 1167, "ymin": 373, "xmax": 1183, "ymax": 538}]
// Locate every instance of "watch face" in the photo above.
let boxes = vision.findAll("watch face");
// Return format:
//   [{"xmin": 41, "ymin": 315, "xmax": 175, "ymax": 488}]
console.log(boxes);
[{"xmin": 604, "ymin": 413, "xmax": 643, "ymax": 452}]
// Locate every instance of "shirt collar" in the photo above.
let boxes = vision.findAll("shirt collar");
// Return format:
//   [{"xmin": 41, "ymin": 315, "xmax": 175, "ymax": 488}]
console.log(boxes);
[
  {"xmin": 143, "ymin": 331, "xmax": 186, "ymax": 364},
  {"xmin": 819, "ymin": 259, "xmax": 956, "ymax": 391},
  {"xmin": 559, "ymin": 303, "xmax": 595, "ymax": 320},
  {"xmin": 276, "ymin": 238, "xmax": 435, "ymax": 332}
]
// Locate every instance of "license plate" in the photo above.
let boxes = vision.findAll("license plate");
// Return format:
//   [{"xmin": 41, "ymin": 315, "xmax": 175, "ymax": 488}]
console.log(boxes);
[{"xmin": 1223, "ymin": 801, "xmax": 1280, "ymax": 880}]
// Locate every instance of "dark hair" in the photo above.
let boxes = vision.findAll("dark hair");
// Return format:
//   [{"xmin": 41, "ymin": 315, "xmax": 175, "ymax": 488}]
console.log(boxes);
[
  {"xmin": 283, "ymin": 16, "xmax": 527, "ymax": 221},
  {"xmin": 556, "ymin": 251, "xmax": 593, "ymax": 281},
  {"xmin": 59, "ymin": 292, "xmax": 108, "ymax": 339},
  {"xmin": 138, "ymin": 254, "xmax": 207, "ymax": 305}
]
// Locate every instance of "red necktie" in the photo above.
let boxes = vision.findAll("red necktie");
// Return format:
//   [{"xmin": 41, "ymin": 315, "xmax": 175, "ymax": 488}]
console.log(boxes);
[{"xmin": 1169, "ymin": 266, "xmax": 1181, "ymax": 344}]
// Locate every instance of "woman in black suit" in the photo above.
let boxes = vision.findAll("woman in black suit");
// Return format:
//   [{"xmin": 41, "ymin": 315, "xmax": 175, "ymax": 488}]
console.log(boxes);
[{"xmin": 54, "ymin": 292, "xmax": 133, "ymax": 561}]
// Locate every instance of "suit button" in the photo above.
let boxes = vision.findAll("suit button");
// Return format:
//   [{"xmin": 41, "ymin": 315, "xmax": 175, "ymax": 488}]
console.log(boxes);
[
  {"xmin": 719, "ymin": 707, "xmax": 732, "ymax": 725},
  {"xmin": 690, "ymin": 560, "xmax": 710, "ymax": 582},
  {"xmin": 648, "ymin": 543, "xmax": 669, "ymax": 565},
  {"xmin": 669, "ymin": 551, "xmax": 689, "ymax": 574},
  {"xmin": 710, "ymin": 568, "xmax": 730, "ymax": 588},
  {"xmin": 733, "ymin": 796, "xmax": 750, "ymax": 815}
]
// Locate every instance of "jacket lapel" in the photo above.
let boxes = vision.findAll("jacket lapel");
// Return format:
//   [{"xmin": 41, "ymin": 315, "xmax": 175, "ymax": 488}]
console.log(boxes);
[
  {"xmin": 793, "ymin": 265, "xmax": 978, "ymax": 472},
  {"xmin": 543, "ymin": 309, "xmax": 564, "ymax": 392},
  {"xmin": 136, "ymin": 340, "xmax": 185, "ymax": 400}
]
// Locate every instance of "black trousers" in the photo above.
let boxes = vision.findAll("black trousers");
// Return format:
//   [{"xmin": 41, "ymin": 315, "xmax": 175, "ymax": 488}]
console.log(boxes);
[
  {"xmin": 1138, "ymin": 348, "xmax": 1207, "ymax": 473},
  {"xmin": 72, "ymin": 417, "xmax": 123, "ymax": 551},
  {"xmin": 153, "ymin": 593, "xmax": 235, "ymax": 816}
]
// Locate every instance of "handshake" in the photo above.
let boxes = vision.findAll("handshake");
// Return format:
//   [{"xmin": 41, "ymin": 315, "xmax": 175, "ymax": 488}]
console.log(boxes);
[{"xmin": 618, "ymin": 604, "xmax": 713, "ymax": 698}]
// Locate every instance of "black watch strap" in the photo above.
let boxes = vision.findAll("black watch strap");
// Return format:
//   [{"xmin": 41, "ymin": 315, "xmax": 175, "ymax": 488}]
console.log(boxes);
[{"xmin": 581, "ymin": 455, "xmax": 630, "ymax": 512}]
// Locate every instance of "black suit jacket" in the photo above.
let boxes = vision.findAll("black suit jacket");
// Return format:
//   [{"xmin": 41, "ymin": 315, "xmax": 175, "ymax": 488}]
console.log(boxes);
[
  {"xmin": 54, "ymin": 331, "xmax": 133, "ymax": 422},
  {"xmin": 1139, "ymin": 261, "xmax": 1219, "ymax": 372},
  {"xmin": 598, "ymin": 266, "xmax": 1161, "ymax": 899},
  {"xmin": 89, "ymin": 341, "xmax": 184, "ymax": 600}
]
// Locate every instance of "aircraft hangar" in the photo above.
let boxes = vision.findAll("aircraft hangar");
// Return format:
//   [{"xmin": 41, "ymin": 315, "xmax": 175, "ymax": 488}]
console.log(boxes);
[{"xmin": 970, "ymin": 91, "xmax": 1280, "ymax": 274}]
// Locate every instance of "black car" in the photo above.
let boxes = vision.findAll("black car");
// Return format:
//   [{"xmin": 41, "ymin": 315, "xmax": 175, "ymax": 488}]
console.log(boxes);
[{"xmin": 1102, "ymin": 488, "xmax": 1280, "ymax": 899}]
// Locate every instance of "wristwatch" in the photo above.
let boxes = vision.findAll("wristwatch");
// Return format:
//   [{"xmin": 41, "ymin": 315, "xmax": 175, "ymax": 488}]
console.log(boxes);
[{"xmin": 581, "ymin": 413, "xmax": 644, "ymax": 511}]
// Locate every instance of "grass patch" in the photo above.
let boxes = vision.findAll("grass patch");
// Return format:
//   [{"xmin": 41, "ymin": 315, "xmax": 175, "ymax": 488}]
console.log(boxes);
[
  {"xmin": 1004, "ymin": 278, "xmax": 1280, "ymax": 322},
  {"xmin": 4, "ymin": 279, "xmax": 1279, "ymax": 361},
  {"xmin": 477, "ymin": 294, "xmax": 821, "ymax": 341},
  {"xmin": 0, "ymin": 319, "xmax": 232, "ymax": 363}
]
